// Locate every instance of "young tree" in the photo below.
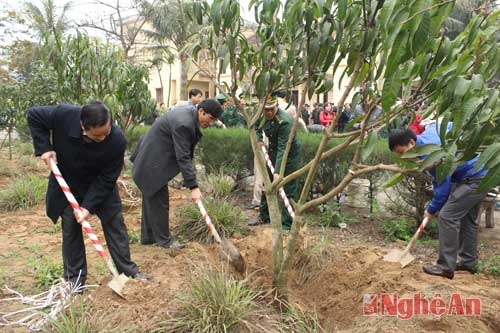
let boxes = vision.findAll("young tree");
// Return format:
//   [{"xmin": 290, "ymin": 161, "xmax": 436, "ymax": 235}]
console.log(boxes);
[
  {"xmin": 187, "ymin": 0, "xmax": 500, "ymax": 300},
  {"xmin": 23, "ymin": 0, "xmax": 73, "ymax": 39}
]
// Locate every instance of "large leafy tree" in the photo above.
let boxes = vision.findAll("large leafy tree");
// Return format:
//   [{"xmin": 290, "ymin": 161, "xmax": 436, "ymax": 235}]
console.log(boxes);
[{"xmin": 187, "ymin": 0, "xmax": 500, "ymax": 300}]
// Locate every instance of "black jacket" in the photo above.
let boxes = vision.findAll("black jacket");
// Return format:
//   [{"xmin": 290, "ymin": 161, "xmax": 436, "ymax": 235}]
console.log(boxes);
[
  {"xmin": 27, "ymin": 105, "xmax": 126, "ymax": 223},
  {"xmin": 131, "ymin": 105, "xmax": 202, "ymax": 197}
]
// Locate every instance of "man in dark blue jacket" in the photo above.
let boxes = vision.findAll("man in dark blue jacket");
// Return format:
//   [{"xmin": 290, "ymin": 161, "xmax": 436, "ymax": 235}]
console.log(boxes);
[
  {"xmin": 27, "ymin": 101, "xmax": 150, "ymax": 288},
  {"xmin": 389, "ymin": 125, "xmax": 488, "ymax": 279},
  {"xmin": 131, "ymin": 99, "xmax": 223, "ymax": 249}
]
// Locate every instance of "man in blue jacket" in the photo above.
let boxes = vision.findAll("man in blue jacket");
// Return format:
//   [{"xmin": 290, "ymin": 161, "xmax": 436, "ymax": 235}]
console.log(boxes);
[
  {"xmin": 27, "ymin": 101, "xmax": 150, "ymax": 288},
  {"xmin": 389, "ymin": 125, "xmax": 488, "ymax": 279}
]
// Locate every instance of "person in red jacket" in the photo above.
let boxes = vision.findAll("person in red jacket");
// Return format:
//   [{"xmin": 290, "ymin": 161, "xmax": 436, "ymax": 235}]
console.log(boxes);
[
  {"xmin": 319, "ymin": 102, "xmax": 335, "ymax": 127},
  {"xmin": 409, "ymin": 113, "xmax": 424, "ymax": 134}
]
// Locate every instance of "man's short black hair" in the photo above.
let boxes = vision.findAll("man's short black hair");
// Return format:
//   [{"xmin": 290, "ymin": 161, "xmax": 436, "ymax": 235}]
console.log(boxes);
[
  {"xmin": 81, "ymin": 101, "xmax": 111, "ymax": 130},
  {"xmin": 388, "ymin": 129, "xmax": 417, "ymax": 151},
  {"xmin": 189, "ymin": 88, "xmax": 203, "ymax": 98},
  {"xmin": 198, "ymin": 99, "xmax": 223, "ymax": 119}
]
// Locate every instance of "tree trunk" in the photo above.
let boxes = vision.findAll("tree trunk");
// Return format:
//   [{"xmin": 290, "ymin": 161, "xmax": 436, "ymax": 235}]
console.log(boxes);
[
  {"xmin": 179, "ymin": 52, "xmax": 189, "ymax": 101},
  {"xmin": 274, "ymin": 214, "xmax": 305, "ymax": 301},
  {"xmin": 8, "ymin": 126, "xmax": 12, "ymax": 160},
  {"xmin": 167, "ymin": 63, "xmax": 172, "ymax": 108}
]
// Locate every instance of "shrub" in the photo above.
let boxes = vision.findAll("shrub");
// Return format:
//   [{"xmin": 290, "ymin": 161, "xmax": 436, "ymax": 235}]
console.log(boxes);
[
  {"xmin": 124, "ymin": 125, "xmax": 151, "ymax": 153},
  {"xmin": 0, "ymin": 176, "xmax": 47, "ymax": 211},
  {"xmin": 197, "ymin": 128, "xmax": 392, "ymax": 195},
  {"xmin": 197, "ymin": 128, "xmax": 253, "ymax": 179},
  {"xmin": 155, "ymin": 267, "xmax": 267, "ymax": 333},
  {"xmin": 315, "ymin": 202, "xmax": 359, "ymax": 228},
  {"xmin": 178, "ymin": 198, "xmax": 249, "ymax": 242},
  {"xmin": 380, "ymin": 219, "xmax": 414, "ymax": 242}
]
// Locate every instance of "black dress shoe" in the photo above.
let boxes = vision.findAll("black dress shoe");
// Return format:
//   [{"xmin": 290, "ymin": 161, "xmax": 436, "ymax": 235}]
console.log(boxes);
[
  {"xmin": 165, "ymin": 240, "xmax": 186, "ymax": 249},
  {"xmin": 132, "ymin": 272, "xmax": 153, "ymax": 281},
  {"xmin": 423, "ymin": 264, "xmax": 454, "ymax": 279},
  {"xmin": 248, "ymin": 218, "xmax": 270, "ymax": 226},
  {"xmin": 455, "ymin": 263, "xmax": 477, "ymax": 274}
]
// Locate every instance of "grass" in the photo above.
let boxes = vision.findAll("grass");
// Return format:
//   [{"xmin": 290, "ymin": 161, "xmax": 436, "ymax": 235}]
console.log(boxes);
[
  {"xmin": 0, "ymin": 175, "xmax": 47, "ymax": 211},
  {"xmin": 308, "ymin": 201, "xmax": 359, "ymax": 228},
  {"xmin": 200, "ymin": 171, "xmax": 235, "ymax": 198},
  {"xmin": 154, "ymin": 265, "xmax": 324, "ymax": 333},
  {"xmin": 178, "ymin": 198, "xmax": 250, "ymax": 243},
  {"xmin": 44, "ymin": 301, "xmax": 91, "ymax": 333},
  {"xmin": 13, "ymin": 141, "xmax": 34, "ymax": 156},
  {"xmin": 0, "ymin": 159, "xmax": 15, "ymax": 177},
  {"xmin": 154, "ymin": 266, "xmax": 269, "ymax": 333},
  {"xmin": 43, "ymin": 300, "xmax": 135, "ymax": 333},
  {"xmin": 128, "ymin": 230, "xmax": 141, "ymax": 244},
  {"xmin": 275, "ymin": 301, "xmax": 324, "ymax": 333},
  {"xmin": 29, "ymin": 256, "xmax": 64, "ymax": 290},
  {"xmin": 478, "ymin": 255, "xmax": 500, "ymax": 277},
  {"xmin": 294, "ymin": 233, "xmax": 335, "ymax": 284}
]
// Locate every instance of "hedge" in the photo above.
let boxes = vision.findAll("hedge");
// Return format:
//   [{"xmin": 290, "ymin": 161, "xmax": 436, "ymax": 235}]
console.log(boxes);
[{"xmin": 125, "ymin": 126, "xmax": 393, "ymax": 193}]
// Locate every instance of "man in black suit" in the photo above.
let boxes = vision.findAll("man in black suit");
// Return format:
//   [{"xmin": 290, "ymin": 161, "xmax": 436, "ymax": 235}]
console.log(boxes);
[
  {"xmin": 27, "ymin": 101, "xmax": 150, "ymax": 288},
  {"xmin": 131, "ymin": 99, "xmax": 223, "ymax": 249}
]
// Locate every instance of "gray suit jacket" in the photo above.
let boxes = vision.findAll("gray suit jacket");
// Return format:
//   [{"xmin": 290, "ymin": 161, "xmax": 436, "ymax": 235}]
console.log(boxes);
[{"xmin": 132, "ymin": 105, "xmax": 202, "ymax": 197}]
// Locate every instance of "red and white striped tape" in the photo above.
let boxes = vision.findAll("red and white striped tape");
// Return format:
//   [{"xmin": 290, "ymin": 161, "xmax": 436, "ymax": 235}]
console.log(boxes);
[
  {"xmin": 197, "ymin": 200, "xmax": 222, "ymax": 244},
  {"xmin": 49, "ymin": 159, "xmax": 119, "ymax": 277},
  {"xmin": 260, "ymin": 145, "xmax": 295, "ymax": 219},
  {"xmin": 416, "ymin": 217, "xmax": 429, "ymax": 237}
]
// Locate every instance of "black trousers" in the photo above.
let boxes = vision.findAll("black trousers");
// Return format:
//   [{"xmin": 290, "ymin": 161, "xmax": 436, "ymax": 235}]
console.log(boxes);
[
  {"xmin": 61, "ymin": 205, "xmax": 138, "ymax": 286},
  {"xmin": 140, "ymin": 186, "xmax": 172, "ymax": 247}
]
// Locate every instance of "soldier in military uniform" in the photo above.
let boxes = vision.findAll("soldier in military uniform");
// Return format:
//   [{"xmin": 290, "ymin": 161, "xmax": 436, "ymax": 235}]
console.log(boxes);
[
  {"xmin": 249, "ymin": 96, "xmax": 301, "ymax": 230},
  {"xmin": 216, "ymin": 94, "xmax": 246, "ymax": 128}
]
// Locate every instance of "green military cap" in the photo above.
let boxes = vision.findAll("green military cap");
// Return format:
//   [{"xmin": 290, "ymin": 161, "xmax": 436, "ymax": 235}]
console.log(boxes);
[
  {"xmin": 264, "ymin": 95, "xmax": 278, "ymax": 109},
  {"xmin": 216, "ymin": 93, "xmax": 228, "ymax": 103}
]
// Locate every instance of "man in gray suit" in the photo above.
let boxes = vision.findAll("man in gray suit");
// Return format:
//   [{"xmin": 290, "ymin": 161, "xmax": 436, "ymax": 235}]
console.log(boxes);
[{"xmin": 131, "ymin": 99, "xmax": 223, "ymax": 248}]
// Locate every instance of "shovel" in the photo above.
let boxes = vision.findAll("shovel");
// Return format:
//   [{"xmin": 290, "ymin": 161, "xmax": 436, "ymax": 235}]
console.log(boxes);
[
  {"xmin": 49, "ymin": 159, "xmax": 129, "ymax": 297},
  {"xmin": 384, "ymin": 217, "xmax": 429, "ymax": 267},
  {"xmin": 196, "ymin": 200, "xmax": 246, "ymax": 272}
]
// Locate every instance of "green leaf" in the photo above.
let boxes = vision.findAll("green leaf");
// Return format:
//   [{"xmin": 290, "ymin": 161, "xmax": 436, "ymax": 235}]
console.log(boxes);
[
  {"xmin": 361, "ymin": 131, "xmax": 377, "ymax": 161},
  {"xmin": 381, "ymin": 71, "xmax": 402, "ymax": 112},
  {"xmin": 421, "ymin": 149, "xmax": 446, "ymax": 170},
  {"xmin": 435, "ymin": 153, "xmax": 454, "ymax": 185},
  {"xmin": 402, "ymin": 144, "xmax": 442, "ymax": 159},
  {"xmin": 474, "ymin": 143, "xmax": 500, "ymax": 173},
  {"xmin": 478, "ymin": 167, "xmax": 500, "ymax": 192},
  {"xmin": 383, "ymin": 173, "xmax": 404, "ymax": 188},
  {"xmin": 454, "ymin": 77, "xmax": 471, "ymax": 98},
  {"xmin": 337, "ymin": 0, "xmax": 347, "ymax": 21}
]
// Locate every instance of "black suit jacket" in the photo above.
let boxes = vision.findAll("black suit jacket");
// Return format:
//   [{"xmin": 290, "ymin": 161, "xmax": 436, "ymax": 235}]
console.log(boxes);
[
  {"xmin": 27, "ymin": 104, "xmax": 126, "ymax": 223},
  {"xmin": 131, "ymin": 105, "xmax": 202, "ymax": 197}
]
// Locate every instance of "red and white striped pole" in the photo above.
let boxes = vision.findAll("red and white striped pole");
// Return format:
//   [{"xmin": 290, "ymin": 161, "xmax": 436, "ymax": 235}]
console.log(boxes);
[
  {"xmin": 260, "ymin": 145, "xmax": 295, "ymax": 220},
  {"xmin": 196, "ymin": 200, "xmax": 222, "ymax": 244},
  {"xmin": 49, "ymin": 159, "xmax": 119, "ymax": 277}
]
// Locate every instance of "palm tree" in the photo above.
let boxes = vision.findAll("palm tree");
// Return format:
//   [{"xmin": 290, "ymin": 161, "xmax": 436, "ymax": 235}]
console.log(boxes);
[
  {"xmin": 23, "ymin": 0, "xmax": 73, "ymax": 38},
  {"xmin": 140, "ymin": 0, "xmax": 201, "ymax": 100}
]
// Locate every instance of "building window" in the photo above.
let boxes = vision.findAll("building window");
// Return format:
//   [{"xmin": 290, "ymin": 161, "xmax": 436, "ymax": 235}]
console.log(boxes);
[
  {"xmin": 156, "ymin": 88, "xmax": 164, "ymax": 104},
  {"xmin": 323, "ymin": 92, "xmax": 328, "ymax": 103}
]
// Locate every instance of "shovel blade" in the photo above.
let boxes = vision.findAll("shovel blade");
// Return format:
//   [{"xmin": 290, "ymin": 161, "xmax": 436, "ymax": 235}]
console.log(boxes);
[
  {"xmin": 220, "ymin": 238, "xmax": 246, "ymax": 273},
  {"xmin": 383, "ymin": 249, "xmax": 415, "ymax": 268},
  {"xmin": 107, "ymin": 273, "xmax": 129, "ymax": 298}
]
